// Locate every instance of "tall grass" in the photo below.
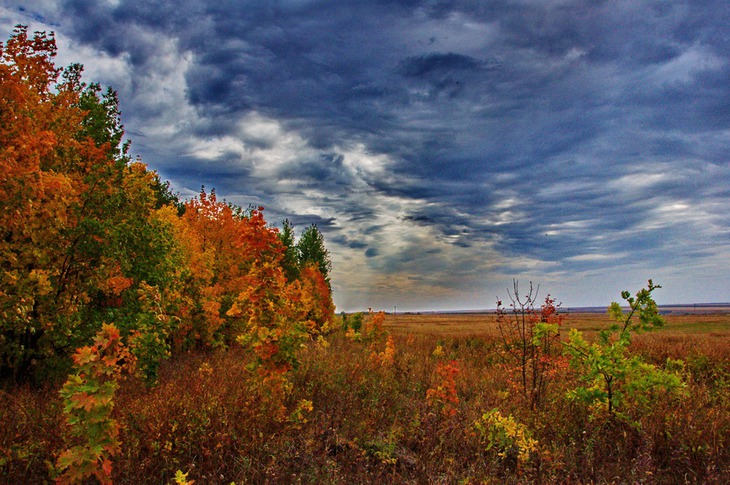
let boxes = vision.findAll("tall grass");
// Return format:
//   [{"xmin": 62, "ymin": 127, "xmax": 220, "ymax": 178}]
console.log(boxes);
[{"xmin": 1, "ymin": 313, "xmax": 728, "ymax": 483}]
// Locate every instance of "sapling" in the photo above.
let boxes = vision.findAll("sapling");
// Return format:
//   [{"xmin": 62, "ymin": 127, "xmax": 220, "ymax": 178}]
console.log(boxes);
[
  {"xmin": 56, "ymin": 324, "xmax": 134, "ymax": 484},
  {"xmin": 564, "ymin": 280, "xmax": 685, "ymax": 420},
  {"xmin": 496, "ymin": 281, "xmax": 565, "ymax": 410}
]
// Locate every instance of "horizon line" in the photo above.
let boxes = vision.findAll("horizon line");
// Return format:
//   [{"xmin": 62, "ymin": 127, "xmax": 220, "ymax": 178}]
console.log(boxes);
[{"xmin": 342, "ymin": 302, "xmax": 730, "ymax": 315}]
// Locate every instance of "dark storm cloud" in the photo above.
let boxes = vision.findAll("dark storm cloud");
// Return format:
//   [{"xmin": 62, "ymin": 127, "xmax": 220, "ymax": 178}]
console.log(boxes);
[
  {"xmin": 365, "ymin": 248, "xmax": 379, "ymax": 258},
  {"xmin": 6, "ymin": 0, "xmax": 729, "ymax": 308},
  {"xmin": 329, "ymin": 235, "xmax": 368, "ymax": 251}
]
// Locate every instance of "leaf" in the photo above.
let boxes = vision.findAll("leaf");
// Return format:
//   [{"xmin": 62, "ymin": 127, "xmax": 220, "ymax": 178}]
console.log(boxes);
[
  {"xmin": 100, "ymin": 458, "xmax": 114, "ymax": 482},
  {"xmin": 73, "ymin": 346, "xmax": 97, "ymax": 366},
  {"xmin": 69, "ymin": 392, "xmax": 97, "ymax": 412}
]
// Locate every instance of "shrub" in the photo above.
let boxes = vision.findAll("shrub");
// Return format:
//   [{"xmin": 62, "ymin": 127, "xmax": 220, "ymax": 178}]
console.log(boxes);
[
  {"xmin": 474, "ymin": 409, "xmax": 538, "ymax": 471},
  {"xmin": 425, "ymin": 360, "xmax": 460, "ymax": 417},
  {"xmin": 564, "ymin": 280, "xmax": 686, "ymax": 421}
]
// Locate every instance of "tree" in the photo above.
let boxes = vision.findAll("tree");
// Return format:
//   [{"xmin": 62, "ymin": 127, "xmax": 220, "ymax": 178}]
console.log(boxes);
[
  {"xmin": 564, "ymin": 280, "xmax": 685, "ymax": 420},
  {"xmin": 0, "ymin": 26, "xmax": 181, "ymax": 382},
  {"xmin": 278, "ymin": 219, "xmax": 300, "ymax": 282},
  {"xmin": 496, "ymin": 281, "xmax": 564, "ymax": 410},
  {"xmin": 296, "ymin": 263, "xmax": 336, "ymax": 332},
  {"xmin": 171, "ymin": 188, "xmax": 295, "ymax": 350},
  {"xmin": 296, "ymin": 224, "xmax": 331, "ymax": 286},
  {"xmin": 0, "ymin": 25, "xmax": 105, "ymax": 380},
  {"xmin": 76, "ymin": 79, "xmax": 129, "ymax": 159}
]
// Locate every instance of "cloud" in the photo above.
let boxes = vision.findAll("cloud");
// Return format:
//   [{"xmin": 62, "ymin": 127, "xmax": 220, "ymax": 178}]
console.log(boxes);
[{"xmin": 3, "ymin": 0, "xmax": 729, "ymax": 310}]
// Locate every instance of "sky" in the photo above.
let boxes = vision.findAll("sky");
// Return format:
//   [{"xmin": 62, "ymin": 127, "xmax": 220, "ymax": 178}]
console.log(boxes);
[{"xmin": 3, "ymin": 1, "xmax": 730, "ymax": 312}]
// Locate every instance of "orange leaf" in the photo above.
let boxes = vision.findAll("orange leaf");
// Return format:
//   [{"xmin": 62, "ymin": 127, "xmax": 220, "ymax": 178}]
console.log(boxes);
[{"xmin": 69, "ymin": 392, "xmax": 97, "ymax": 412}]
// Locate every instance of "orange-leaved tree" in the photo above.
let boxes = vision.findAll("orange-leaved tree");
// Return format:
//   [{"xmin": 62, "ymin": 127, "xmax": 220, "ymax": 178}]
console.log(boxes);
[
  {"xmin": 0, "ymin": 26, "xmax": 124, "ymax": 381},
  {"xmin": 172, "ymin": 189, "xmax": 288, "ymax": 349},
  {"xmin": 0, "ymin": 26, "xmax": 182, "ymax": 382},
  {"xmin": 294, "ymin": 263, "xmax": 336, "ymax": 334}
]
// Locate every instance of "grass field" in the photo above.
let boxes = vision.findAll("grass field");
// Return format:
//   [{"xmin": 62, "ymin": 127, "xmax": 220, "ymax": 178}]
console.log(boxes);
[
  {"xmin": 383, "ymin": 310, "xmax": 730, "ymax": 336},
  {"xmin": 1, "ymin": 310, "xmax": 728, "ymax": 484}
]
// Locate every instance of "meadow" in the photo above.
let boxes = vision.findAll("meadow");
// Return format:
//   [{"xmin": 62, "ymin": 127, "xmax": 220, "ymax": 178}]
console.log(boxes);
[{"xmin": 1, "ymin": 309, "xmax": 727, "ymax": 484}]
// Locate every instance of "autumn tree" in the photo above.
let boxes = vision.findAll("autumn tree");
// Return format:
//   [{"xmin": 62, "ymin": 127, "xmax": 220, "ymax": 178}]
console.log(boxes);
[
  {"xmin": 296, "ymin": 264, "xmax": 336, "ymax": 332},
  {"xmin": 169, "ymin": 189, "xmax": 288, "ymax": 350},
  {"xmin": 0, "ymin": 26, "xmax": 335, "ymax": 386},
  {"xmin": 0, "ymin": 26, "xmax": 180, "ymax": 382},
  {"xmin": 0, "ymin": 26, "xmax": 107, "ymax": 380}
]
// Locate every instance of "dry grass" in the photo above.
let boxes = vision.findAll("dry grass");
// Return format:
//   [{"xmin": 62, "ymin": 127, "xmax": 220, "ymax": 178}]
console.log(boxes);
[
  {"xmin": 1, "ymin": 311, "xmax": 728, "ymax": 483},
  {"xmin": 384, "ymin": 311, "xmax": 730, "ymax": 336},
  {"xmin": 384, "ymin": 312, "xmax": 501, "ymax": 336}
]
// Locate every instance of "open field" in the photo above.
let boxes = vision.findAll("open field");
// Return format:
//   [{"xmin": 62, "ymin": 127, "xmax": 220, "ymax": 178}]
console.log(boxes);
[
  {"xmin": 383, "ymin": 310, "xmax": 730, "ymax": 336},
  {"xmin": 2, "ymin": 310, "xmax": 728, "ymax": 484}
]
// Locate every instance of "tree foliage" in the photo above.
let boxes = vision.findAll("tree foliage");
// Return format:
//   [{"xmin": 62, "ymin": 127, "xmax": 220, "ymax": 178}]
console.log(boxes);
[
  {"xmin": 564, "ymin": 280, "xmax": 686, "ymax": 420},
  {"xmin": 0, "ymin": 25, "xmax": 132, "ymax": 381},
  {"xmin": 0, "ymin": 26, "xmax": 335, "ymax": 385},
  {"xmin": 297, "ymin": 224, "xmax": 332, "ymax": 286}
]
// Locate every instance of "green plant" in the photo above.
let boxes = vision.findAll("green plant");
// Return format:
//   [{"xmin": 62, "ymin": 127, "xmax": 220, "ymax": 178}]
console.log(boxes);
[
  {"xmin": 474, "ymin": 409, "xmax": 538, "ymax": 470},
  {"xmin": 350, "ymin": 312, "xmax": 364, "ymax": 333},
  {"xmin": 128, "ymin": 283, "xmax": 176, "ymax": 385},
  {"xmin": 172, "ymin": 469, "xmax": 195, "ymax": 484},
  {"xmin": 564, "ymin": 280, "xmax": 685, "ymax": 420},
  {"xmin": 55, "ymin": 323, "xmax": 134, "ymax": 484},
  {"xmin": 296, "ymin": 224, "xmax": 332, "ymax": 286}
]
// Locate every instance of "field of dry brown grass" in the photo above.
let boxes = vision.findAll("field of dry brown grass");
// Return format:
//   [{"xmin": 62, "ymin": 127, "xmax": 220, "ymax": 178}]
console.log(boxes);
[
  {"xmin": 383, "ymin": 310, "xmax": 730, "ymax": 336},
  {"xmin": 1, "ymin": 310, "xmax": 728, "ymax": 483}
]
